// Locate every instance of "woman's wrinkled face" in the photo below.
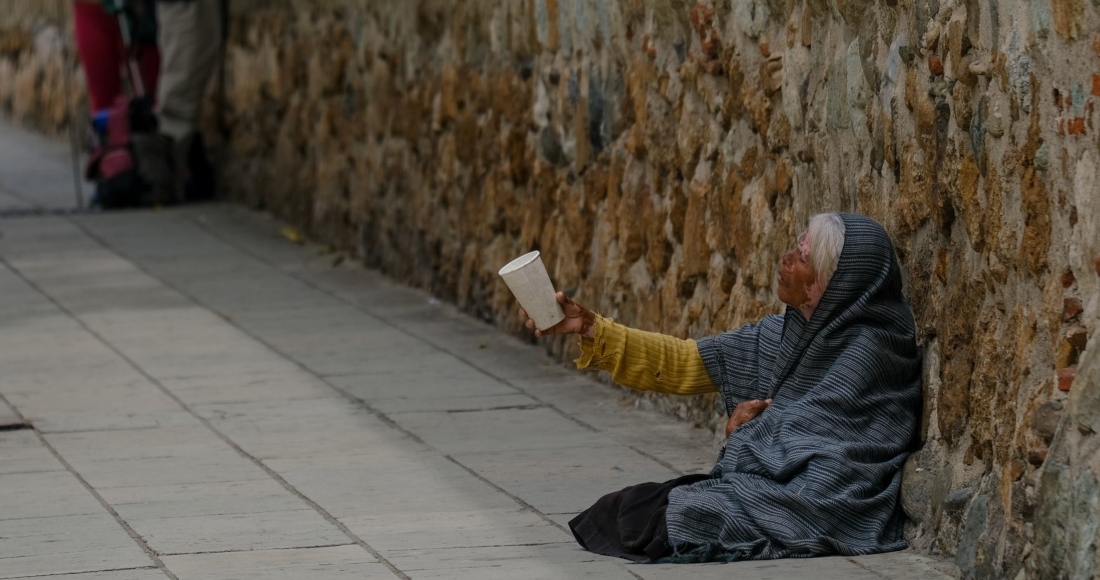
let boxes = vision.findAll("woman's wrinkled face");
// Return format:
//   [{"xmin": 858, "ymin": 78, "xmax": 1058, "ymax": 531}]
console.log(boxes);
[{"xmin": 777, "ymin": 232, "xmax": 822, "ymax": 314}]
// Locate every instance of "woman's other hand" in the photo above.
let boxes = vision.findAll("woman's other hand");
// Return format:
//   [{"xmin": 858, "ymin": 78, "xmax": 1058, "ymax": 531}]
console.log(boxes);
[
  {"xmin": 725, "ymin": 399, "xmax": 772, "ymax": 437},
  {"xmin": 519, "ymin": 292, "xmax": 596, "ymax": 338}
]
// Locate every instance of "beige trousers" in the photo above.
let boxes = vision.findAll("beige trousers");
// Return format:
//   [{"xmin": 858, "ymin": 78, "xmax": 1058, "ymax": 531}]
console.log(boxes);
[{"xmin": 155, "ymin": 0, "xmax": 221, "ymax": 142}]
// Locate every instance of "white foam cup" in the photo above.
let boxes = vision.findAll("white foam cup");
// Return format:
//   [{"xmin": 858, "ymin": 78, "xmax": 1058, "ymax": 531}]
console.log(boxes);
[{"xmin": 498, "ymin": 250, "xmax": 565, "ymax": 331}]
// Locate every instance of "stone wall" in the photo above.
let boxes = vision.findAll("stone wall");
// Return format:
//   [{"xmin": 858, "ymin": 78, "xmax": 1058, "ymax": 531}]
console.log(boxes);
[
  {"xmin": 0, "ymin": 1, "xmax": 78, "ymax": 135},
  {"xmin": 4, "ymin": 0, "xmax": 1100, "ymax": 577}
]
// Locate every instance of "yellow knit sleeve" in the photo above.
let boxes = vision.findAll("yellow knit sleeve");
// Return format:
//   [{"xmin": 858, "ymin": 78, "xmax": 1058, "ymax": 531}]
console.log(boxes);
[{"xmin": 574, "ymin": 315, "xmax": 716, "ymax": 396}]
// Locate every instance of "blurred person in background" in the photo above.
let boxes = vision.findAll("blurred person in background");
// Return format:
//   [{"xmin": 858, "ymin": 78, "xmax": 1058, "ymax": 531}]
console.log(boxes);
[{"xmin": 151, "ymin": 0, "xmax": 220, "ymax": 203}]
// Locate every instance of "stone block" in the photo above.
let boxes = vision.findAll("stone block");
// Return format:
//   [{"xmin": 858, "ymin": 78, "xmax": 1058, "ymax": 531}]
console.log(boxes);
[
  {"xmin": 0, "ymin": 470, "xmax": 107, "ymax": 521},
  {"xmin": 0, "ymin": 514, "xmax": 151, "ymax": 578},
  {"xmin": 128, "ymin": 509, "xmax": 349, "ymax": 556},
  {"xmin": 380, "ymin": 542, "xmax": 634, "ymax": 579},
  {"xmin": 160, "ymin": 372, "xmax": 338, "ymax": 406},
  {"xmin": 341, "ymin": 507, "xmax": 568, "ymax": 552},
  {"xmin": 161, "ymin": 545, "xmax": 390, "ymax": 580},
  {"xmin": 100, "ymin": 479, "xmax": 308, "ymax": 520},
  {"xmin": 453, "ymin": 445, "xmax": 679, "ymax": 514},
  {"xmin": 390, "ymin": 407, "xmax": 620, "ymax": 455},
  {"xmin": 0, "ymin": 429, "xmax": 63, "ymax": 475}
]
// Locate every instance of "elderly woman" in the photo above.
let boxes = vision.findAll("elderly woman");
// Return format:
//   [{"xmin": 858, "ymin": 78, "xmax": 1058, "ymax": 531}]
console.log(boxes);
[{"xmin": 521, "ymin": 212, "xmax": 921, "ymax": 562}]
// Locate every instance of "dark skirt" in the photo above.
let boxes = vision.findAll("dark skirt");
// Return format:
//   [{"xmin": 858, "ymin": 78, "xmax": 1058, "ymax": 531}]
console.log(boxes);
[{"xmin": 568, "ymin": 473, "xmax": 712, "ymax": 562}]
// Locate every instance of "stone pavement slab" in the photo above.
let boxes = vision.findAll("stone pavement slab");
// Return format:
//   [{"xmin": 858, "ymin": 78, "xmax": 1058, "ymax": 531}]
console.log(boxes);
[
  {"xmin": 8, "ymin": 571, "xmax": 168, "ymax": 580},
  {"xmin": 0, "ymin": 500, "xmax": 151, "ymax": 578},
  {"xmin": 381, "ymin": 543, "xmax": 636, "ymax": 580},
  {"xmin": 160, "ymin": 545, "xmax": 393, "ymax": 580},
  {"xmin": 0, "ymin": 178, "xmax": 958, "ymax": 580},
  {"xmin": 452, "ymin": 446, "xmax": 681, "ymax": 514},
  {"xmin": 0, "ymin": 470, "xmax": 107, "ymax": 520}
]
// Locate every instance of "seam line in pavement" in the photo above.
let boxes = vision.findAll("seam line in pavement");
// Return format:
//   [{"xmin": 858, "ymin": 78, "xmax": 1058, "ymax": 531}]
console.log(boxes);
[
  {"xmin": 157, "ymin": 542, "xmax": 356, "ymax": 557},
  {"xmin": 0, "ymin": 379, "xmax": 177, "ymax": 580},
  {"xmin": 0, "ymin": 246, "xmax": 409, "ymax": 580},
  {"xmin": 5, "ymin": 566, "xmax": 161, "ymax": 580},
  {"xmin": 185, "ymin": 212, "xmax": 688, "ymax": 476},
  {"xmin": 848, "ymin": 556, "xmax": 894, "ymax": 580}
]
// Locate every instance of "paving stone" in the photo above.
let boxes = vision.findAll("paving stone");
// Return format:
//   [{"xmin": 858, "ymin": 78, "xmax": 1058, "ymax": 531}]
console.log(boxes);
[
  {"xmin": 381, "ymin": 543, "xmax": 635, "ymax": 580},
  {"xmin": 6, "ymin": 570, "xmax": 168, "ymax": 580},
  {"xmin": 0, "ymin": 514, "xmax": 151, "ymax": 578},
  {"xmin": 322, "ymin": 350, "xmax": 485, "ymax": 377},
  {"xmin": 161, "ymin": 545, "xmax": 392, "ymax": 580},
  {"xmin": 327, "ymin": 372, "xmax": 533, "ymax": 413},
  {"xmin": 128, "ymin": 509, "xmax": 350, "ymax": 555},
  {"xmin": 7, "ymin": 380, "xmax": 194, "ymax": 434},
  {"xmin": 633, "ymin": 557, "xmax": 888, "ymax": 579},
  {"xmin": 389, "ymin": 407, "xmax": 621, "ymax": 455},
  {"xmin": 227, "ymin": 307, "xmax": 392, "ymax": 339},
  {"xmin": 263, "ymin": 447, "xmax": 520, "ymax": 518},
  {"xmin": 32, "ymin": 412, "xmax": 200, "ymax": 434},
  {"xmin": 453, "ymin": 446, "xmax": 681, "ymax": 514},
  {"xmin": 100, "ymin": 479, "xmax": 308, "ymax": 520},
  {"xmin": 108, "ymin": 345, "xmax": 300, "ymax": 381},
  {"xmin": 0, "ymin": 366, "xmax": 144, "ymax": 397},
  {"xmin": 512, "ymin": 374, "xmax": 719, "ymax": 473},
  {"xmin": 192, "ymin": 399, "xmax": 409, "ymax": 460},
  {"xmin": 160, "ymin": 372, "xmax": 338, "ymax": 406},
  {"xmin": 0, "ymin": 549, "xmax": 155, "ymax": 580},
  {"xmin": 369, "ymin": 393, "xmax": 540, "ymax": 414},
  {"xmin": 0, "ymin": 430, "xmax": 62, "ymax": 475},
  {"xmin": 0, "ymin": 470, "xmax": 107, "ymax": 520},
  {"xmin": 63, "ymin": 455, "xmax": 270, "ymax": 489},
  {"xmin": 44, "ymin": 426, "xmax": 240, "ymax": 461},
  {"xmin": 0, "ymin": 397, "xmax": 23, "ymax": 429},
  {"xmin": 341, "ymin": 507, "xmax": 570, "ymax": 551},
  {"xmin": 848, "ymin": 551, "xmax": 960, "ymax": 579}
]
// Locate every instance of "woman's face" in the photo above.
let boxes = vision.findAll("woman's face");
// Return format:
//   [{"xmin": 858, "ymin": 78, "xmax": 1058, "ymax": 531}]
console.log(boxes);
[{"xmin": 777, "ymin": 232, "xmax": 822, "ymax": 312}]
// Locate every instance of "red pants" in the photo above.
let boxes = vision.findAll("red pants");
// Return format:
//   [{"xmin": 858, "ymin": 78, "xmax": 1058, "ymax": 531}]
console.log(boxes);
[{"xmin": 72, "ymin": 1, "xmax": 160, "ymax": 112}]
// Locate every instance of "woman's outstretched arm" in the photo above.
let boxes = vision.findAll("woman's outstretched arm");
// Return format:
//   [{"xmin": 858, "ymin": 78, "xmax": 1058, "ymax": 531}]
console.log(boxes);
[{"xmin": 521, "ymin": 293, "xmax": 715, "ymax": 395}]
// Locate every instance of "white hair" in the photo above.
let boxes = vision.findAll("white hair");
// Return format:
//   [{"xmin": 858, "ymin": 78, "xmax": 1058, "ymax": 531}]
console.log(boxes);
[{"xmin": 806, "ymin": 213, "xmax": 846, "ymax": 288}]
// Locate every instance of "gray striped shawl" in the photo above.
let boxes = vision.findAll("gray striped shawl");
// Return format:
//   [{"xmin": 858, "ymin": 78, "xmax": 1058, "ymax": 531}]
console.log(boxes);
[{"xmin": 665, "ymin": 213, "xmax": 921, "ymax": 562}]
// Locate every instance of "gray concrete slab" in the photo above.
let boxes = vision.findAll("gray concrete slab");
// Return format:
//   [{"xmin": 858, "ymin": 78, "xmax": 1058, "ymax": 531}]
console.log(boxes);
[
  {"xmin": 633, "ymin": 557, "xmax": 888, "ymax": 580},
  {"xmin": 0, "ymin": 430, "xmax": 62, "ymax": 475},
  {"xmin": 452, "ymin": 446, "xmax": 681, "ymax": 514},
  {"xmin": 160, "ymin": 545, "xmax": 393, "ymax": 580},
  {"xmin": 129, "ymin": 509, "xmax": 351, "ymax": 556},
  {"xmin": 0, "ymin": 470, "xmax": 109, "ymax": 520},
  {"xmin": 341, "ymin": 507, "xmax": 569, "ymax": 552},
  {"xmin": 380, "ymin": 543, "xmax": 636, "ymax": 580},
  {"xmin": 160, "ymin": 371, "xmax": 338, "ymax": 406},
  {"xmin": 327, "ymin": 372, "xmax": 535, "ymax": 414},
  {"xmin": 6, "ymin": 571, "xmax": 168, "ymax": 580},
  {"xmin": 0, "ymin": 120, "xmax": 88, "ymax": 210},
  {"xmin": 55, "ymin": 455, "xmax": 271, "ymax": 489},
  {"xmin": 263, "ymin": 448, "xmax": 522, "ymax": 519},
  {"xmin": 389, "ymin": 407, "xmax": 621, "ymax": 455},
  {"xmin": 99, "ymin": 480, "xmax": 309, "ymax": 520},
  {"xmin": 7, "ymin": 380, "xmax": 193, "ymax": 434},
  {"xmin": 0, "ymin": 515, "xmax": 152, "ymax": 579},
  {"xmin": 0, "ymin": 550, "xmax": 156, "ymax": 580},
  {"xmin": 0, "ymin": 397, "xmax": 22, "ymax": 429}
]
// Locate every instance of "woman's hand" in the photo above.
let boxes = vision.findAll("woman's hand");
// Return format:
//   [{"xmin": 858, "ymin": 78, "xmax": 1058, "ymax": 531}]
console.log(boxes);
[
  {"xmin": 519, "ymin": 292, "xmax": 596, "ymax": 338},
  {"xmin": 725, "ymin": 399, "xmax": 772, "ymax": 437}
]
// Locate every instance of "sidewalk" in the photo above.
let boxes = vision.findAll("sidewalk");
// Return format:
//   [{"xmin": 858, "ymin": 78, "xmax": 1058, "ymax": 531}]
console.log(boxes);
[{"xmin": 0, "ymin": 124, "xmax": 958, "ymax": 579}]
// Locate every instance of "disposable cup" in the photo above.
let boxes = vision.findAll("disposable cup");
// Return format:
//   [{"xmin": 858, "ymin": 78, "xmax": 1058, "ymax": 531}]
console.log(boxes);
[{"xmin": 498, "ymin": 250, "xmax": 565, "ymax": 331}]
